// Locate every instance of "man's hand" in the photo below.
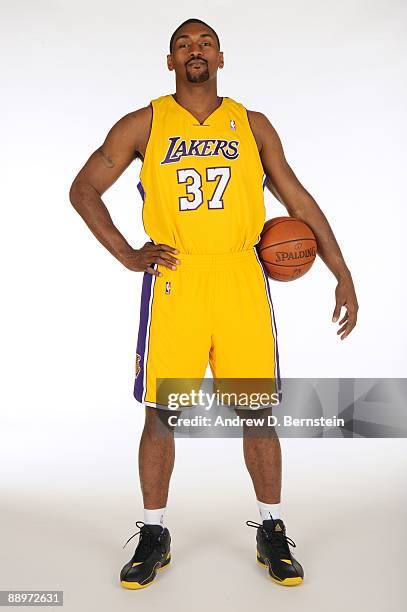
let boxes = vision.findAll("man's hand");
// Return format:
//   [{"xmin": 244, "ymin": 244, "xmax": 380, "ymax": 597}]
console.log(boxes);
[
  {"xmin": 120, "ymin": 242, "xmax": 180, "ymax": 276},
  {"xmin": 332, "ymin": 276, "xmax": 359, "ymax": 340}
]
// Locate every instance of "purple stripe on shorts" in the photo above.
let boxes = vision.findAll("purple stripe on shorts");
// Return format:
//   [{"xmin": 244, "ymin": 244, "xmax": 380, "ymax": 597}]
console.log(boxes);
[
  {"xmin": 262, "ymin": 174, "xmax": 266, "ymax": 190},
  {"xmin": 263, "ymin": 272, "xmax": 281, "ymax": 385},
  {"xmin": 137, "ymin": 180, "xmax": 145, "ymax": 202},
  {"xmin": 254, "ymin": 249, "xmax": 282, "ymax": 400},
  {"xmin": 133, "ymin": 270, "xmax": 153, "ymax": 402},
  {"xmin": 136, "ymin": 179, "xmax": 151, "ymax": 238}
]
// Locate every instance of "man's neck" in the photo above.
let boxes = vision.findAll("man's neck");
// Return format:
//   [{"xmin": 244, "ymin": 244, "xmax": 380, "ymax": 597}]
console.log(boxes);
[{"xmin": 173, "ymin": 82, "xmax": 221, "ymax": 115}]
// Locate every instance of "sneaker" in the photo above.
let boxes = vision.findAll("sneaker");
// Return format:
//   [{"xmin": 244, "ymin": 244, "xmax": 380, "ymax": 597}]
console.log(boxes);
[
  {"xmin": 246, "ymin": 517, "xmax": 304, "ymax": 586},
  {"xmin": 120, "ymin": 521, "xmax": 171, "ymax": 589}
]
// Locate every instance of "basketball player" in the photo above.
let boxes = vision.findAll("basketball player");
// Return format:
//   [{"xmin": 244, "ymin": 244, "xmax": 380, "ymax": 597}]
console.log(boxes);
[{"xmin": 69, "ymin": 18, "xmax": 359, "ymax": 589}]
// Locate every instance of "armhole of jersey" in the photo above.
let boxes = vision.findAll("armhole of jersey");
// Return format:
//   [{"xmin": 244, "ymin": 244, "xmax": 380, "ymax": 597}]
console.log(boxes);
[
  {"xmin": 244, "ymin": 106, "xmax": 266, "ymax": 182},
  {"xmin": 140, "ymin": 101, "xmax": 156, "ymax": 173}
]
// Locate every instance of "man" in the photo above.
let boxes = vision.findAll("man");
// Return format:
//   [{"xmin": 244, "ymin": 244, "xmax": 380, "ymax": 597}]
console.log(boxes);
[{"xmin": 69, "ymin": 18, "xmax": 358, "ymax": 589}]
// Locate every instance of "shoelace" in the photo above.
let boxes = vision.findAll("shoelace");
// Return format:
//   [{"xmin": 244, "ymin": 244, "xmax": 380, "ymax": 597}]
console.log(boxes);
[
  {"xmin": 122, "ymin": 520, "xmax": 163, "ymax": 553},
  {"xmin": 246, "ymin": 520, "xmax": 297, "ymax": 556}
]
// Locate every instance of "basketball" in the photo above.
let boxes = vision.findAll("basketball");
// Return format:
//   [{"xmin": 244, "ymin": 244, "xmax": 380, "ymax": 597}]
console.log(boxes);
[{"xmin": 257, "ymin": 216, "xmax": 317, "ymax": 281}]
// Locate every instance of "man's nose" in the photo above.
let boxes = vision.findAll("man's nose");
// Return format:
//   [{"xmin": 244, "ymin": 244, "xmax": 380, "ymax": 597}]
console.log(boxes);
[{"xmin": 189, "ymin": 43, "xmax": 203, "ymax": 56}]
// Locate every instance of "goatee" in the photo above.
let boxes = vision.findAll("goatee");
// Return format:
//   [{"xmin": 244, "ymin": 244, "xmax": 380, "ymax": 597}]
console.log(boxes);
[{"xmin": 186, "ymin": 67, "xmax": 210, "ymax": 83}]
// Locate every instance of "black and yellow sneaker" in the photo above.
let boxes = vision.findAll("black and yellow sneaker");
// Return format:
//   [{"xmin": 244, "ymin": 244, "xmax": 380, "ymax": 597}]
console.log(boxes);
[
  {"xmin": 246, "ymin": 518, "xmax": 304, "ymax": 586},
  {"xmin": 120, "ymin": 521, "xmax": 171, "ymax": 590}
]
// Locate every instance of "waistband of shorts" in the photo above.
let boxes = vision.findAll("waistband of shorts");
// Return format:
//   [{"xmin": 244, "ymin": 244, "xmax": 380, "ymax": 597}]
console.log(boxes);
[{"xmin": 175, "ymin": 247, "xmax": 258, "ymax": 268}]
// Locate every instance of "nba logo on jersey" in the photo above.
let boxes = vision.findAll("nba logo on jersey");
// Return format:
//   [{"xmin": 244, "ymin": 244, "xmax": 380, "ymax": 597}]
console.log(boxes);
[
  {"xmin": 230, "ymin": 119, "xmax": 236, "ymax": 130},
  {"xmin": 165, "ymin": 281, "xmax": 171, "ymax": 294}
]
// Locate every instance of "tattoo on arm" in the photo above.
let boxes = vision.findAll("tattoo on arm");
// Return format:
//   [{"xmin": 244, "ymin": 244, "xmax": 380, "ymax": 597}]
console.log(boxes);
[{"xmin": 98, "ymin": 148, "xmax": 115, "ymax": 168}]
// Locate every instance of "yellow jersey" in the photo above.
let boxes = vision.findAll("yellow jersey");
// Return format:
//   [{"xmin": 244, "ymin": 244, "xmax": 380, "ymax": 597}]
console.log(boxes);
[{"xmin": 138, "ymin": 93, "xmax": 266, "ymax": 254}]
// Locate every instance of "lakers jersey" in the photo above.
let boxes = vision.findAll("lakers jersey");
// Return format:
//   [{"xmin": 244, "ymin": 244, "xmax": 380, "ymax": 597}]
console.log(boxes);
[{"xmin": 138, "ymin": 94, "xmax": 266, "ymax": 254}]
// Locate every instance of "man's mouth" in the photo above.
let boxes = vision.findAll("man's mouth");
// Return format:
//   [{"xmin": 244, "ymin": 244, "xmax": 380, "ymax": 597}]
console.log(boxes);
[{"xmin": 187, "ymin": 59, "xmax": 207, "ymax": 67}]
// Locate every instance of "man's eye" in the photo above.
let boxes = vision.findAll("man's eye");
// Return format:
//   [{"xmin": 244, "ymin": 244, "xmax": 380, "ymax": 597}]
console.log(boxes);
[{"xmin": 202, "ymin": 41, "xmax": 211, "ymax": 46}]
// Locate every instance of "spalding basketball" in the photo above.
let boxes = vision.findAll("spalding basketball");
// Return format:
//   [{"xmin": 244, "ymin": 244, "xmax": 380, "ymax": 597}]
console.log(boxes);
[{"xmin": 257, "ymin": 217, "xmax": 317, "ymax": 281}]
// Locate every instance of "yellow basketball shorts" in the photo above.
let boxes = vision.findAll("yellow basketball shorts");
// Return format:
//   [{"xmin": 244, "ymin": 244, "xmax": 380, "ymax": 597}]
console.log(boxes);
[{"xmin": 133, "ymin": 247, "xmax": 281, "ymax": 408}]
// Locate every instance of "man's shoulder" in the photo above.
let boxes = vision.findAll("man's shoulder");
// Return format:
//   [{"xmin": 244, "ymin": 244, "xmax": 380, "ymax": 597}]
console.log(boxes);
[
  {"xmin": 119, "ymin": 104, "xmax": 153, "ymax": 127},
  {"xmin": 101, "ymin": 105, "xmax": 153, "ymax": 158},
  {"xmin": 109, "ymin": 105, "xmax": 153, "ymax": 146},
  {"xmin": 246, "ymin": 109, "xmax": 269, "ymax": 125},
  {"xmin": 246, "ymin": 109, "xmax": 276, "ymax": 140}
]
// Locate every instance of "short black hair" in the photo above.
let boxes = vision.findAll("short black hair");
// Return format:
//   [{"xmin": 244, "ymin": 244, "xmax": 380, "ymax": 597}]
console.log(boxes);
[{"xmin": 169, "ymin": 18, "xmax": 220, "ymax": 53}]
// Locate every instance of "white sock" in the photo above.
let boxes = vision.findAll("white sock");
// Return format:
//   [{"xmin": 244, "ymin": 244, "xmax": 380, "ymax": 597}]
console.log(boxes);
[
  {"xmin": 143, "ymin": 507, "xmax": 166, "ymax": 526},
  {"xmin": 257, "ymin": 500, "xmax": 281, "ymax": 522}
]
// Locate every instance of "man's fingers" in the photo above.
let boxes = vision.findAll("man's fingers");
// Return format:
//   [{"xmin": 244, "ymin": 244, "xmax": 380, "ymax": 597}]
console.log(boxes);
[
  {"xmin": 145, "ymin": 265, "xmax": 161, "ymax": 277},
  {"xmin": 338, "ymin": 312, "xmax": 349, "ymax": 325},
  {"xmin": 156, "ymin": 250, "xmax": 180, "ymax": 266},
  {"xmin": 143, "ymin": 245, "xmax": 180, "ymax": 266},
  {"xmin": 153, "ymin": 256, "xmax": 178, "ymax": 270},
  {"xmin": 143, "ymin": 244, "xmax": 182, "ymax": 273},
  {"xmin": 337, "ymin": 314, "xmax": 357, "ymax": 339},
  {"xmin": 332, "ymin": 303, "xmax": 343, "ymax": 323},
  {"xmin": 143, "ymin": 255, "xmax": 179, "ymax": 271},
  {"xmin": 346, "ymin": 308, "xmax": 358, "ymax": 327},
  {"xmin": 337, "ymin": 323, "xmax": 348, "ymax": 336},
  {"xmin": 157, "ymin": 243, "xmax": 179, "ymax": 254}
]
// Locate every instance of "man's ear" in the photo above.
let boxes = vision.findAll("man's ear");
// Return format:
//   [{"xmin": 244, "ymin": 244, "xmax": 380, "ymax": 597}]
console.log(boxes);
[
  {"xmin": 219, "ymin": 51, "xmax": 224, "ymax": 69},
  {"xmin": 167, "ymin": 54, "xmax": 174, "ymax": 71}
]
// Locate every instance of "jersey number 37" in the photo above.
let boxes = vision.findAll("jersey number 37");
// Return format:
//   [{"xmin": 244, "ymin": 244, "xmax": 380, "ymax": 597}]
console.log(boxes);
[{"xmin": 177, "ymin": 167, "xmax": 231, "ymax": 211}]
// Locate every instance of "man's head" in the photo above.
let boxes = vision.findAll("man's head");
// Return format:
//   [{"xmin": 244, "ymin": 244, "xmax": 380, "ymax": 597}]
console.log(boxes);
[{"xmin": 167, "ymin": 19, "xmax": 224, "ymax": 84}]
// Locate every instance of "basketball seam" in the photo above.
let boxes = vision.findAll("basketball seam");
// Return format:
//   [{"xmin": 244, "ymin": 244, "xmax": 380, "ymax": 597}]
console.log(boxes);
[
  {"xmin": 262, "ymin": 218, "xmax": 298, "ymax": 230},
  {"xmin": 259, "ymin": 261, "xmax": 314, "ymax": 268},
  {"xmin": 258, "ymin": 238, "xmax": 316, "ymax": 252}
]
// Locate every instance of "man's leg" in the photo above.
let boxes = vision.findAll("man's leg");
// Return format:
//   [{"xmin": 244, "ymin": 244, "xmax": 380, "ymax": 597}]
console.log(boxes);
[
  {"xmin": 120, "ymin": 406, "xmax": 178, "ymax": 590},
  {"xmin": 236, "ymin": 407, "xmax": 304, "ymax": 585},
  {"xmin": 138, "ymin": 406, "xmax": 179, "ymax": 511},
  {"xmin": 235, "ymin": 407, "xmax": 281, "ymax": 506}
]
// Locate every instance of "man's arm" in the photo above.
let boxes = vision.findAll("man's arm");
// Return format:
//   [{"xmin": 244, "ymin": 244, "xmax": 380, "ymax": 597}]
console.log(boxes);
[
  {"xmin": 69, "ymin": 106, "xmax": 179, "ymax": 276},
  {"xmin": 248, "ymin": 110, "xmax": 359, "ymax": 340}
]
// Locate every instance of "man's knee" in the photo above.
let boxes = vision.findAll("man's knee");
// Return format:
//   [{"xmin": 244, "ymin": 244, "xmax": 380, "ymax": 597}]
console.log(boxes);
[
  {"xmin": 234, "ymin": 407, "xmax": 277, "ymax": 438},
  {"xmin": 143, "ymin": 406, "xmax": 181, "ymax": 438}
]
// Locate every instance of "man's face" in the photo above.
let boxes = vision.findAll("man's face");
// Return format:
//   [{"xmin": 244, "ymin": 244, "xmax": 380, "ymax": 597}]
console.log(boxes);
[{"xmin": 167, "ymin": 24, "xmax": 224, "ymax": 83}]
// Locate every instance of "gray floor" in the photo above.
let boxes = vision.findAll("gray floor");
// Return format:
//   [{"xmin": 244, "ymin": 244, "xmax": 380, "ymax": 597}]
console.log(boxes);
[{"xmin": 1, "ymin": 435, "xmax": 405, "ymax": 611}]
